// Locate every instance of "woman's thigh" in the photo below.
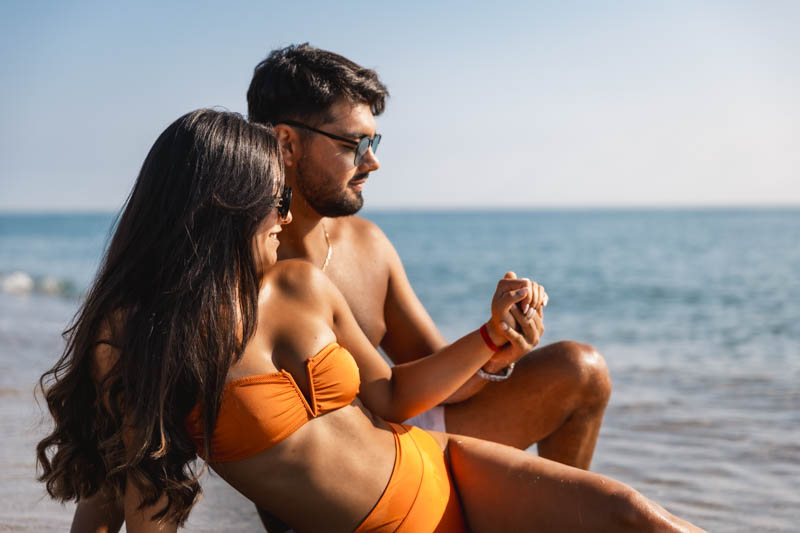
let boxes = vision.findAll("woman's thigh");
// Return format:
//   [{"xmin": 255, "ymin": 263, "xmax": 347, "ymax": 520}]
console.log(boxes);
[{"xmin": 428, "ymin": 431, "xmax": 701, "ymax": 533}]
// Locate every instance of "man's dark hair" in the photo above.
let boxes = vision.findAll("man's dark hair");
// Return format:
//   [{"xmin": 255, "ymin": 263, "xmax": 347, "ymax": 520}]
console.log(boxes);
[{"xmin": 247, "ymin": 43, "xmax": 389, "ymax": 126}]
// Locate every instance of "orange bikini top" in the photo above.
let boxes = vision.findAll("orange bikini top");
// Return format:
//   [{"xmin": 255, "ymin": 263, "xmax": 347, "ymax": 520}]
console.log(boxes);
[{"xmin": 185, "ymin": 343, "xmax": 360, "ymax": 462}]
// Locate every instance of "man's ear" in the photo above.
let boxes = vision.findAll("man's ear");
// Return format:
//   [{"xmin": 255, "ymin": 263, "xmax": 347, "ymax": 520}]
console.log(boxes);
[{"xmin": 274, "ymin": 124, "xmax": 300, "ymax": 168}]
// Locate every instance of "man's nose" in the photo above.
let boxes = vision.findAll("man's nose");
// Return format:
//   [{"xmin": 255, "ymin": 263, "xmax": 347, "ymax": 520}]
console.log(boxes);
[{"xmin": 359, "ymin": 146, "xmax": 380, "ymax": 172}]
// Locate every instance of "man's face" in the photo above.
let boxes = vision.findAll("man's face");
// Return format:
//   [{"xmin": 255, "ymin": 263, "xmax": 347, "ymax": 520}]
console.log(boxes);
[{"xmin": 294, "ymin": 100, "xmax": 380, "ymax": 217}]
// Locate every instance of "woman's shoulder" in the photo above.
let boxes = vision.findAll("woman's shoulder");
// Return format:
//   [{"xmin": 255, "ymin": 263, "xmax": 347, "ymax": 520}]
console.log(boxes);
[{"xmin": 262, "ymin": 259, "xmax": 334, "ymax": 303}]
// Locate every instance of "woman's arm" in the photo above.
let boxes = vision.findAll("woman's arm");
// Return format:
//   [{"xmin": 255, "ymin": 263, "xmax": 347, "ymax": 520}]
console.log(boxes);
[
  {"xmin": 122, "ymin": 478, "xmax": 177, "ymax": 533},
  {"xmin": 70, "ymin": 492, "xmax": 124, "ymax": 533},
  {"xmin": 69, "ymin": 336, "xmax": 128, "ymax": 533},
  {"xmin": 89, "ymin": 334, "xmax": 179, "ymax": 533},
  {"xmin": 320, "ymin": 267, "xmax": 542, "ymax": 422}
]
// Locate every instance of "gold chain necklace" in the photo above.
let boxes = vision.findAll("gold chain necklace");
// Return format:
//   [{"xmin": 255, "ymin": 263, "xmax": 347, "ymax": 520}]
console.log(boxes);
[{"xmin": 321, "ymin": 222, "xmax": 332, "ymax": 271}]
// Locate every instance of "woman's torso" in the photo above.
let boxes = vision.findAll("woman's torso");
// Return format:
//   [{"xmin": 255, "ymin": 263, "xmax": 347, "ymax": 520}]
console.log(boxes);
[{"xmin": 200, "ymin": 263, "xmax": 399, "ymax": 532}]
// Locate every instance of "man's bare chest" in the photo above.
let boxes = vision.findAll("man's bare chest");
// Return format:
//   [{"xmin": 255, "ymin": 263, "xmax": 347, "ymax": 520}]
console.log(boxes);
[{"xmin": 324, "ymin": 249, "xmax": 389, "ymax": 347}]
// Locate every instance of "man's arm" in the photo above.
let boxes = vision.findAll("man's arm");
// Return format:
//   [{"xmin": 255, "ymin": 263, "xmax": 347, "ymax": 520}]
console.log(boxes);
[{"xmin": 378, "ymin": 235, "xmax": 495, "ymax": 404}]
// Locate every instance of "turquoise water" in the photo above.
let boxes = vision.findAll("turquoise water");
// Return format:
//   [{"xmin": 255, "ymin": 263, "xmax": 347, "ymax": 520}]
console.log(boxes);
[{"xmin": 1, "ymin": 210, "xmax": 798, "ymax": 531}]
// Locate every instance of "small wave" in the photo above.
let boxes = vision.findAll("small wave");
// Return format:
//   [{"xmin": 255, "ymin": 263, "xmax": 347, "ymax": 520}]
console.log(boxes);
[
  {"xmin": 0, "ymin": 271, "xmax": 79, "ymax": 299},
  {"xmin": 0, "ymin": 387, "xmax": 24, "ymax": 398}
]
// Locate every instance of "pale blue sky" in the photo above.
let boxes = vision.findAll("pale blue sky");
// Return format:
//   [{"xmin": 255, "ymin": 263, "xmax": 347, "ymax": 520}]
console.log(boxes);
[{"xmin": 1, "ymin": 1, "xmax": 798, "ymax": 210}]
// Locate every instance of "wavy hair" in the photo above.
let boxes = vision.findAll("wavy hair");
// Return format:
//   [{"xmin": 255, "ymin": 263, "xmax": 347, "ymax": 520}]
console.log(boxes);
[{"xmin": 36, "ymin": 109, "xmax": 283, "ymax": 524}]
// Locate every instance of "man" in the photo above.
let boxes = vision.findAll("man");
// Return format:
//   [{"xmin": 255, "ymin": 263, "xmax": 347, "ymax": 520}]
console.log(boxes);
[{"xmin": 249, "ymin": 44, "xmax": 611, "ymax": 466}]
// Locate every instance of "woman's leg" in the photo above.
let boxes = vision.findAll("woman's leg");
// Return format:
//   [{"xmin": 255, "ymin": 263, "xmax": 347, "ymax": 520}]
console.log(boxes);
[{"xmin": 429, "ymin": 431, "xmax": 704, "ymax": 533}]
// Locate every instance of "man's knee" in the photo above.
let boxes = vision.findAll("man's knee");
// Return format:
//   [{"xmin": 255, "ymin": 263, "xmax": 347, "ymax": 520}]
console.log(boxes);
[{"xmin": 550, "ymin": 341, "xmax": 612, "ymax": 407}]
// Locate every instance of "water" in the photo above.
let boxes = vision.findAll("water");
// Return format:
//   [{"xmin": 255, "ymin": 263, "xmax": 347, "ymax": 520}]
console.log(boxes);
[{"xmin": 1, "ymin": 209, "xmax": 798, "ymax": 531}]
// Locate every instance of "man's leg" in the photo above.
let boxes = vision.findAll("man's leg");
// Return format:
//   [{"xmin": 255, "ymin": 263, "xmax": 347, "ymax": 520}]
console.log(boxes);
[{"xmin": 444, "ymin": 341, "xmax": 611, "ymax": 469}]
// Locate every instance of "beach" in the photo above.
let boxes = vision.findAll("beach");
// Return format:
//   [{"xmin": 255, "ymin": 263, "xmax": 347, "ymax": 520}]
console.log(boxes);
[{"xmin": 1, "ymin": 209, "xmax": 798, "ymax": 531}]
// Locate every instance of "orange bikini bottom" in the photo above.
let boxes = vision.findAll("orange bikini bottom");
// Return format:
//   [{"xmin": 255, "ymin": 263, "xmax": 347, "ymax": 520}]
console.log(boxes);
[{"xmin": 354, "ymin": 423, "xmax": 467, "ymax": 532}]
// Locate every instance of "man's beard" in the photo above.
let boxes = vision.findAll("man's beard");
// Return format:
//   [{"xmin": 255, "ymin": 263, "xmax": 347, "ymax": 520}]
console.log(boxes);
[{"xmin": 296, "ymin": 158, "xmax": 365, "ymax": 217}]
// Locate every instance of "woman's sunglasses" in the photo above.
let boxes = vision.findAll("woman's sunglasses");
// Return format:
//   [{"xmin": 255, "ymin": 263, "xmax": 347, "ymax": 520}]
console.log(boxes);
[{"xmin": 274, "ymin": 186, "xmax": 291, "ymax": 219}]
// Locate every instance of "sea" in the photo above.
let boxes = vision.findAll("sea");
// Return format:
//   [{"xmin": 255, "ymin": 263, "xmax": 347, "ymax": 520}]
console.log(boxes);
[{"xmin": 1, "ymin": 209, "xmax": 798, "ymax": 532}]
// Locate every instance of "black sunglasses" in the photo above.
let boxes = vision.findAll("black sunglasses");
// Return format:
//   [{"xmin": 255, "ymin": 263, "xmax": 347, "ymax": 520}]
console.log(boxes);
[
  {"xmin": 279, "ymin": 120, "xmax": 381, "ymax": 166},
  {"xmin": 273, "ymin": 186, "xmax": 291, "ymax": 219}
]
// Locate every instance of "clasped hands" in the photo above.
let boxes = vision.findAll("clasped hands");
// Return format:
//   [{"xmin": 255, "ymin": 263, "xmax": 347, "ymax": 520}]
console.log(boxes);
[{"xmin": 483, "ymin": 271, "xmax": 548, "ymax": 373}]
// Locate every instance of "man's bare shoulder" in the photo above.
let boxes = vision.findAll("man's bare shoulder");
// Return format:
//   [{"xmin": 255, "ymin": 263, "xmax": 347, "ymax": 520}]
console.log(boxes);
[{"xmin": 330, "ymin": 215, "xmax": 396, "ymax": 256}]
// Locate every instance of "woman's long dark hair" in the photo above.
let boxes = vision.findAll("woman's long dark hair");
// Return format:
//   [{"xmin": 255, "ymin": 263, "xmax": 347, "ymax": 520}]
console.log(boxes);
[{"xmin": 36, "ymin": 109, "xmax": 283, "ymax": 524}]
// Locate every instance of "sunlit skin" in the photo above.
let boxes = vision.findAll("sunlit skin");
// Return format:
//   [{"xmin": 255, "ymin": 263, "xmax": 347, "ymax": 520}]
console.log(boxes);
[
  {"xmin": 70, "ymin": 101, "xmax": 701, "ymax": 531},
  {"xmin": 111, "ymin": 202, "xmax": 703, "ymax": 532},
  {"xmin": 252, "ymin": 205, "xmax": 292, "ymax": 274},
  {"xmin": 276, "ymin": 99, "xmax": 612, "ymax": 467}
]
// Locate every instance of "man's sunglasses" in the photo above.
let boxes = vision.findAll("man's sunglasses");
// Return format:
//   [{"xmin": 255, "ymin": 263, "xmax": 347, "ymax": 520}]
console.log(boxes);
[
  {"xmin": 279, "ymin": 120, "xmax": 381, "ymax": 167},
  {"xmin": 273, "ymin": 186, "xmax": 291, "ymax": 219}
]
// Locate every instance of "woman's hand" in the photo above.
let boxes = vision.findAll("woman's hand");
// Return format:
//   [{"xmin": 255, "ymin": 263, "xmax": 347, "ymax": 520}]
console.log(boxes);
[
  {"xmin": 483, "ymin": 272, "xmax": 547, "ymax": 372},
  {"xmin": 485, "ymin": 272, "xmax": 548, "ymax": 347},
  {"xmin": 486, "ymin": 304, "xmax": 544, "ymax": 371}
]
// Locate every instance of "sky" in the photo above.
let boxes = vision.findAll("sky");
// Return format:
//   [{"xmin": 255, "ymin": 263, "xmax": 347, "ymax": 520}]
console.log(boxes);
[{"xmin": 1, "ymin": 1, "xmax": 798, "ymax": 211}]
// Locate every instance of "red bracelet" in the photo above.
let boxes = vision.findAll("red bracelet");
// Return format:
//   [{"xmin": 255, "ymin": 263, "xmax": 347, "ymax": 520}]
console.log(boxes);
[{"xmin": 479, "ymin": 324, "xmax": 501, "ymax": 352}]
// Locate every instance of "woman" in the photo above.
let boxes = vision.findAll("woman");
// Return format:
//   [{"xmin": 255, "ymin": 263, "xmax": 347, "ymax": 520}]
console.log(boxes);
[{"xmin": 38, "ymin": 109, "xmax": 703, "ymax": 532}]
